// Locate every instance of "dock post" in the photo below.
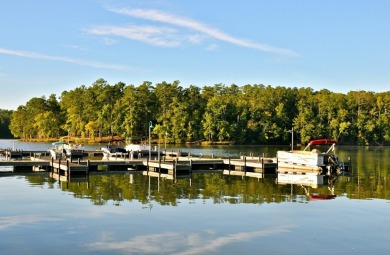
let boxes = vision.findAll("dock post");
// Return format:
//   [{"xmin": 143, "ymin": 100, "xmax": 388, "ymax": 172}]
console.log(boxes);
[
  {"xmin": 173, "ymin": 159, "xmax": 177, "ymax": 180},
  {"xmin": 158, "ymin": 157, "xmax": 161, "ymax": 174},
  {"xmin": 86, "ymin": 160, "xmax": 90, "ymax": 175},
  {"xmin": 262, "ymin": 153, "xmax": 265, "ymax": 179},
  {"xmin": 147, "ymin": 158, "xmax": 149, "ymax": 173},
  {"xmin": 228, "ymin": 157, "xmax": 231, "ymax": 174},
  {"xmin": 244, "ymin": 156, "xmax": 246, "ymax": 174},
  {"xmin": 348, "ymin": 156, "xmax": 352, "ymax": 173},
  {"xmin": 67, "ymin": 159, "xmax": 70, "ymax": 178}
]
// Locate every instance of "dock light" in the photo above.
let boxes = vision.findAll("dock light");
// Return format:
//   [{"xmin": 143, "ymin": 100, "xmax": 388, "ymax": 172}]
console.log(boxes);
[
  {"xmin": 288, "ymin": 127, "xmax": 294, "ymax": 151},
  {"xmin": 165, "ymin": 131, "xmax": 168, "ymax": 150},
  {"xmin": 149, "ymin": 121, "xmax": 153, "ymax": 160}
]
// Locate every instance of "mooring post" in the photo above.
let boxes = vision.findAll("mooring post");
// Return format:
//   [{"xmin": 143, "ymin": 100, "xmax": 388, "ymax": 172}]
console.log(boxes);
[
  {"xmin": 86, "ymin": 160, "xmax": 90, "ymax": 175},
  {"xmin": 229, "ymin": 157, "xmax": 231, "ymax": 175},
  {"xmin": 348, "ymin": 156, "xmax": 352, "ymax": 173},
  {"xmin": 159, "ymin": 157, "xmax": 161, "ymax": 174},
  {"xmin": 173, "ymin": 159, "xmax": 176, "ymax": 179},
  {"xmin": 66, "ymin": 159, "xmax": 70, "ymax": 178},
  {"xmin": 244, "ymin": 156, "xmax": 247, "ymax": 173},
  {"xmin": 262, "ymin": 153, "xmax": 265, "ymax": 179}
]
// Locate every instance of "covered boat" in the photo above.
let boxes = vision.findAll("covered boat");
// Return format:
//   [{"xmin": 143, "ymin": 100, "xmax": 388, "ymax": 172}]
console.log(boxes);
[
  {"xmin": 101, "ymin": 145, "xmax": 128, "ymax": 158},
  {"xmin": 49, "ymin": 141, "xmax": 84, "ymax": 160},
  {"xmin": 277, "ymin": 139, "xmax": 341, "ymax": 175}
]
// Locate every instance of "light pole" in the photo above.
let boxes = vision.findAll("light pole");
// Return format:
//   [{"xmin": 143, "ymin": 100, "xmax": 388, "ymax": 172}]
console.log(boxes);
[
  {"xmin": 149, "ymin": 121, "xmax": 153, "ymax": 160},
  {"xmin": 67, "ymin": 128, "xmax": 70, "ymax": 144},
  {"xmin": 289, "ymin": 127, "xmax": 294, "ymax": 151},
  {"xmin": 165, "ymin": 131, "xmax": 167, "ymax": 150}
]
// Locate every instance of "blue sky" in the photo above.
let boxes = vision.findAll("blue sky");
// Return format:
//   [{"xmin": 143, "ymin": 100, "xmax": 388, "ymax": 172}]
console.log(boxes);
[{"xmin": 0, "ymin": 0, "xmax": 389, "ymax": 110}]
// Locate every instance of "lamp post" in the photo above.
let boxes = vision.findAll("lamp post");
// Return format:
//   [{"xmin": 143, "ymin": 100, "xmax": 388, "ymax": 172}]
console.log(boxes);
[
  {"xmin": 289, "ymin": 127, "xmax": 294, "ymax": 151},
  {"xmin": 149, "ymin": 121, "xmax": 153, "ymax": 160},
  {"xmin": 67, "ymin": 128, "xmax": 70, "ymax": 144},
  {"xmin": 165, "ymin": 131, "xmax": 167, "ymax": 150}
]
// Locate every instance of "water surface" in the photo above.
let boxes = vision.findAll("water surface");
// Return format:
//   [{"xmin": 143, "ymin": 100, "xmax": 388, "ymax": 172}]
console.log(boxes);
[{"xmin": 0, "ymin": 139, "xmax": 389, "ymax": 254}]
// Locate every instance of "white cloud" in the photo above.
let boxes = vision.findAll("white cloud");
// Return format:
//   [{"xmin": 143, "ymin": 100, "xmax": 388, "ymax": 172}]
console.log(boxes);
[
  {"xmin": 0, "ymin": 215, "xmax": 60, "ymax": 230},
  {"xmin": 107, "ymin": 8, "xmax": 297, "ymax": 56},
  {"xmin": 102, "ymin": 37, "xmax": 117, "ymax": 45},
  {"xmin": 0, "ymin": 47, "xmax": 133, "ymax": 71},
  {"xmin": 87, "ymin": 24, "xmax": 181, "ymax": 47},
  {"xmin": 206, "ymin": 44, "xmax": 218, "ymax": 51},
  {"xmin": 85, "ymin": 225, "xmax": 294, "ymax": 254},
  {"xmin": 61, "ymin": 44, "xmax": 88, "ymax": 51}
]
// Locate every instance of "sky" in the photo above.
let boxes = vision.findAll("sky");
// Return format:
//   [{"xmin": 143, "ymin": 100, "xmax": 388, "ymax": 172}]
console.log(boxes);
[{"xmin": 0, "ymin": 0, "xmax": 389, "ymax": 110}]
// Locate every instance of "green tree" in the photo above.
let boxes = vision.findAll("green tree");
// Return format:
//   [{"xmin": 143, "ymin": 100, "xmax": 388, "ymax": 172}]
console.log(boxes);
[
  {"xmin": 0, "ymin": 109, "xmax": 13, "ymax": 138},
  {"xmin": 294, "ymin": 88, "xmax": 318, "ymax": 144}
]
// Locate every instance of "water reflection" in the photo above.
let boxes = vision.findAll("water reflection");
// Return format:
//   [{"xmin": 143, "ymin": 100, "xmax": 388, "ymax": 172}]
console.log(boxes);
[
  {"xmin": 16, "ymin": 166, "xmax": 390, "ymax": 205},
  {"xmin": 85, "ymin": 224, "xmax": 295, "ymax": 255}
]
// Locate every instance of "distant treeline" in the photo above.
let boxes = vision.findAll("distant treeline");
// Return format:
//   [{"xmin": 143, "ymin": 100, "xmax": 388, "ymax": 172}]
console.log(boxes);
[
  {"xmin": 0, "ymin": 109, "xmax": 13, "ymax": 138},
  {"xmin": 5, "ymin": 78, "xmax": 390, "ymax": 145}
]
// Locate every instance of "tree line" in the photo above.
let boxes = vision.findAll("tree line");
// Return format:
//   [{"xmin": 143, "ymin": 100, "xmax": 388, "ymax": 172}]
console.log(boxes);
[
  {"xmin": 5, "ymin": 78, "xmax": 390, "ymax": 145},
  {"xmin": 0, "ymin": 109, "xmax": 13, "ymax": 138},
  {"xmin": 26, "ymin": 170, "xmax": 390, "ymax": 205}
]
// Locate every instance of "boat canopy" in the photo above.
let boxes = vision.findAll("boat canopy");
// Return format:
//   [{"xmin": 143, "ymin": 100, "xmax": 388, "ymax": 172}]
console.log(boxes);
[
  {"xmin": 52, "ymin": 141, "xmax": 68, "ymax": 146},
  {"xmin": 308, "ymin": 139, "xmax": 337, "ymax": 146},
  {"xmin": 304, "ymin": 139, "xmax": 337, "ymax": 153}
]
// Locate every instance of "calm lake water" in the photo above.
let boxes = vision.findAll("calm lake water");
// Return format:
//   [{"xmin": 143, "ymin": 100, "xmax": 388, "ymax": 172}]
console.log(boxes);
[{"xmin": 0, "ymin": 139, "xmax": 389, "ymax": 255}]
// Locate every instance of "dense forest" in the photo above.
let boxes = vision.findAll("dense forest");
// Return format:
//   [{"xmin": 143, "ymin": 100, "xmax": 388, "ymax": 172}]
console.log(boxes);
[
  {"xmin": 4, "ymin": 78, "xmax": 390, "ymax": 145},
  {"xmin": 0, "ymin": 109, "xmax": 13, "ymax": 138}
]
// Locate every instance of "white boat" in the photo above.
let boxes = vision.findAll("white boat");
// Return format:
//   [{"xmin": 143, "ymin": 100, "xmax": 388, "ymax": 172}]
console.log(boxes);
[
  {"xmin": 124, "ymin": 144, "xmax": 150, "ymax": 152},
  {"xmin": 49, "ymin": 141, "xmax": 84, "ymax": 160},
  {"xmin": 101, "ymin": 145, "xmax": 128, "ymax": 158},
  {"xmin": 277, "ymin": 139, "xmax": 341, "ymax": 175}
]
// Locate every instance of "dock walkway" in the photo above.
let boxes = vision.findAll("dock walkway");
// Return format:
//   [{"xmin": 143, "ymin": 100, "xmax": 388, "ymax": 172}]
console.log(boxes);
[{"xmin": 0, "ymin": 150, "xmax": 278, "ymax": 179}]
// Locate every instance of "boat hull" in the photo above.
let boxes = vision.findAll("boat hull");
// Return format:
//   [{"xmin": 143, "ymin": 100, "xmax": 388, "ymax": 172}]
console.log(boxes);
[{"xmin": 277, "ymin": 150, "xmax": 325, "ymax": 166}]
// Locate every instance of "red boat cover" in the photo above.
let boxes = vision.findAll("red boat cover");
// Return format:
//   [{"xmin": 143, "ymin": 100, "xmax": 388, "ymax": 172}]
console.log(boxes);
[
  {"xmin": 309, "ymin": 194, "xmax": 336, "ymax": 200},
  {"xmin": 308, "ymin": 139, "xmax": 337, "ymax": 146}
]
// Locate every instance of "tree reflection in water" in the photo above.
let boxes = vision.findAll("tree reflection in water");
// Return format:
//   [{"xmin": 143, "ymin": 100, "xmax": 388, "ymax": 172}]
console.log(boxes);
[{"xmin": 23, "ymin": 166, "xmax": 390, "ymax": 206}]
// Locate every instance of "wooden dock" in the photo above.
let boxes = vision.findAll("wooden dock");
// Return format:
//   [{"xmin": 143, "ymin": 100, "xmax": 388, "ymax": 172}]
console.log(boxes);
[
  {"xmin": 51, "ymin": 160, "xmax": 88, "ymax": 176},
  {"xmin": 0, "ymin": 149, "xmax": 279, "ymax": 181}
]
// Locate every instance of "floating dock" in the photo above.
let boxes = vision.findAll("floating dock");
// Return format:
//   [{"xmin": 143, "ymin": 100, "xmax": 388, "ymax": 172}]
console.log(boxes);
[
  {"xmin": 0, "ymin": 150, "xmax": 278, "ymax": 180},
  {"xmin": 0, "ymin": 149, "xmax": 350, "ymax": 185}
]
